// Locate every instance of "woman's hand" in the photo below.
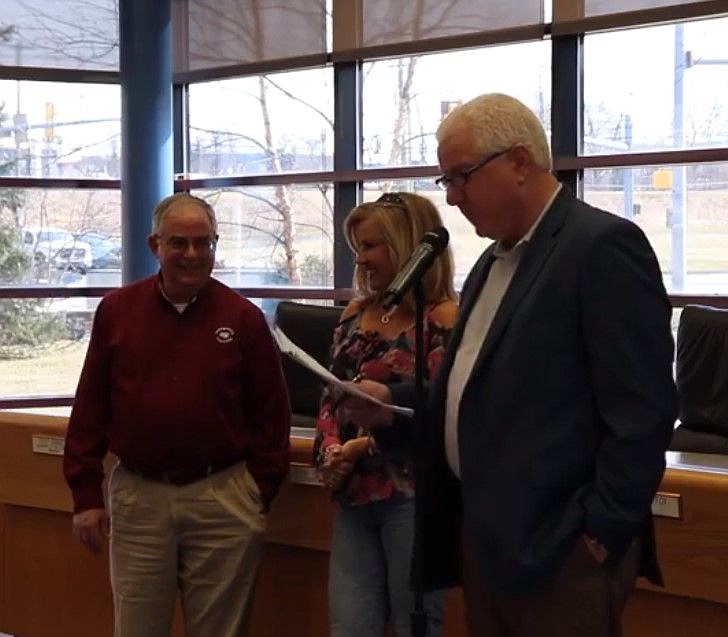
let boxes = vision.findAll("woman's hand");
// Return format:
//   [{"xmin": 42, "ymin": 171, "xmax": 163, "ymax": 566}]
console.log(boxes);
[
  {"xmin": 341, "ymin": 436, "xmax": 372, "ymax": 461},
  {"xmin": 335, "ymin": 379, "xmax": 394, "ymax": 430},
  {"xmin": 319, "ymin": 444, "xmax": 354, "ymax": 490}
]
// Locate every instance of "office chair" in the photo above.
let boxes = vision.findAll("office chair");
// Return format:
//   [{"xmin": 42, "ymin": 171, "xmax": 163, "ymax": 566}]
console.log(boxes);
[
  {"xmin": 670, "ymin": 304, "xmax": 728, "ymax": 453},
  {"xmin": 274, "ymin": 300, "xmax": 344, "ymax": 428}
]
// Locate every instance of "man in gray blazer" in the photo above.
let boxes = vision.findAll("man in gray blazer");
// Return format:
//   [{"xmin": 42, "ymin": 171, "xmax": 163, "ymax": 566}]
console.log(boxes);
[{"xmin": 344, "ymin": 93, "xmax": 677, "ymax": 636}]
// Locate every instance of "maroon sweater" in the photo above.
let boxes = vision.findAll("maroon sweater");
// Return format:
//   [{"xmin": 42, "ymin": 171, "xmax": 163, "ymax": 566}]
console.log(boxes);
[{"xmin": 63, "ymin": 275, "xmax": 291, "ymax": 513}]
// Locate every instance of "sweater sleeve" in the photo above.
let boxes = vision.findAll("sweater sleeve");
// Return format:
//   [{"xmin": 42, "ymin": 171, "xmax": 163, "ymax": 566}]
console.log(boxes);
[
  {"xmin": 239, "ymin": 306, "xmax": 291, "ymax": 508},
  {"xmin": 63, "ymin": 297, "xmax": 113, "ymax": 513}
]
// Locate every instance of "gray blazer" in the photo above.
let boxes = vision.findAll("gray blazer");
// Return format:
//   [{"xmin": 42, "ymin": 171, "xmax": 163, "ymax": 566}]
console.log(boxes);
[{"xmin": 396, "ymin": 187, "xmax": 677, "ymax": 594}]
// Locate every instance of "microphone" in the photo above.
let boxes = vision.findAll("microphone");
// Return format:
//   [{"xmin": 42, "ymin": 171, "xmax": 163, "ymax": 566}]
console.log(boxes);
[{"xmin": 382, "ymin": 226, "xmax": 449, "ymax": 310}]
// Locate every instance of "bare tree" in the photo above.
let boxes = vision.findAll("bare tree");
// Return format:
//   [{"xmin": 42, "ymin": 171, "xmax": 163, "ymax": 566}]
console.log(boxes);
[{"xmin": 2, "ymin": 0, "xmax": 118, "ymax": 69}]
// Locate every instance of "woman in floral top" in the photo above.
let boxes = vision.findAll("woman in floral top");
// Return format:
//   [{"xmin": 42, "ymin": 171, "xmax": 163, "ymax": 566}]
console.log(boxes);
[{"xmin": 315, "ymin": 192, "xmax": 457, "ymax": 637}]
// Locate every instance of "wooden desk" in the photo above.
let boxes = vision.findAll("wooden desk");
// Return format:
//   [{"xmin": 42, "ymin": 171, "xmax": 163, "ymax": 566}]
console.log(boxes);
[{"xmin": 2, "ymin": 412, "xmax": 728, "ymax": 636}]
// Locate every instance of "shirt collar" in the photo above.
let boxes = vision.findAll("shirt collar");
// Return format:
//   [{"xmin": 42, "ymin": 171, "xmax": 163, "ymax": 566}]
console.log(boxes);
[
  {"xmin": 155, "ymin": 271, "xmax": 200, "ymax": 309},
  {"xmin": 493, "ymin": 183, "xmax": 562, "ymax": 258}
]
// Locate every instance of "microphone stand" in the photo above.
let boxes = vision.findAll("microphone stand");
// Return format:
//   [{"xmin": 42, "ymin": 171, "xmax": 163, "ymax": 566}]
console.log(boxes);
[{"xmin": 410, "ymin": 278, "xmax": 427, "ymax": 637}]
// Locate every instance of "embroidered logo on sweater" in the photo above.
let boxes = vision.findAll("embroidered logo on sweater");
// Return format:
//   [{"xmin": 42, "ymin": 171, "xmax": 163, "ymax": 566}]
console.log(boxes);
[{"xmin": 215, "ymin": 326, "xmax": 235, "ymax": 343}]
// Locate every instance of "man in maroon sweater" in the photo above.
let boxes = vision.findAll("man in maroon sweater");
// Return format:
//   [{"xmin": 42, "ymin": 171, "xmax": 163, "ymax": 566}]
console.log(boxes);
[{"xmin": 63, "ymin": 193, "xmax": 291, "ymax": 637}]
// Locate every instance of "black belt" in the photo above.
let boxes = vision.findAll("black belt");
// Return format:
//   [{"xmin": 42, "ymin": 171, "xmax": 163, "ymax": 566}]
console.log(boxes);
[{"xmin": 123, "ymin": 457, "xmax": 240, "ymax": 486}]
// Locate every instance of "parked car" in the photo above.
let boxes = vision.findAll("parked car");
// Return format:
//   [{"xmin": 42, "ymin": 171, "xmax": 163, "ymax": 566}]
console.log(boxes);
[
  {"xmin": 21, "ymin": 226, "xmax": 93, "ymax": 273},
  {"xmin": 70, "ymin": 231, "xmax": 122, "ymax": 269}
]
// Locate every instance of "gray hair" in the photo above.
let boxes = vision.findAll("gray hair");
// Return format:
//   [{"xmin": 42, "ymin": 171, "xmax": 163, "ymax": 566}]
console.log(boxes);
[
  {"xmin": 436, "ymin": 93, "xmax": 552, "ymax": 171},
  {"xmin": 151, "ymin": 192, "xmax": 218, "ymax": 235}
]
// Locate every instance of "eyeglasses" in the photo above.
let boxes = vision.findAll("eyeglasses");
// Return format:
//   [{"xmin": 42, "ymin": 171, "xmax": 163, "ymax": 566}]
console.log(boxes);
[
  {"xmin": 434, "ymin": 148, "xmax": 511, "ymax": 191},
  {"xmin": 156, "ymin": 234, "xmax": 218, "ymax": 253}
]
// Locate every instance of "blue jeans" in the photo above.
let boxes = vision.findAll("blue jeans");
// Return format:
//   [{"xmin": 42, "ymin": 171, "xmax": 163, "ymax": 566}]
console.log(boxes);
[{"xmin": 329, "ymin": 495, "xmax": 445, "ymax": 637}]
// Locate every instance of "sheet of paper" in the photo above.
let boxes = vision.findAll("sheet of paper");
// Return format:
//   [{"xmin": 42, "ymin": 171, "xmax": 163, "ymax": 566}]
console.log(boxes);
[{"xmin": 273, "ymin": 326, "xmax": 414, "ymax": 417}]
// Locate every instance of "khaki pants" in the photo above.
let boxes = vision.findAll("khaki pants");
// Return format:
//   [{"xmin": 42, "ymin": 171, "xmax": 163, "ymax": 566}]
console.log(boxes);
[
  {"xmin": 462, "ymin": 530, "xmax": 641, "ymax": 637},
  {"xmin": 109, "ymin": 461, "xmax": 265, "ymax": 637}
]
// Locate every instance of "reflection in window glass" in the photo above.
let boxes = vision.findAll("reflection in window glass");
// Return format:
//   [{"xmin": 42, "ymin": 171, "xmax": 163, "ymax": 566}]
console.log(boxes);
[
  {"xmin": 188, "ymin": 67, "xmax": 334, "ymax": 177},
  {"xmin": 0, "ymin": 188, "xmax": 121, "ymax": 287},
  {"xmin": 584, "ymin": 163, "xmax": 728, "ymax": 294},
  {"xmin": 194, "ymin": 184, "xmax": 334, "ymax": 288},
  {"xmin": 583, "ymin": 17, "xmax": 728, "ymax": 155},
  {"xmin": 0, "ymin": 82, "xmax": 121, "ymax": 179},
  {"xmin": 0, "ymin": 0, "xmax": 118, "ymax": 70},
  {"xmin": 362, "ymin": 181, "xmax": 490, "ymax": 288},
  {"xmin": 0, "ymin": 296, "xmax": 91, "ymax": 398},
  {"xmin": 362, "ymin": 41, "xmax": 551, "ymax": 168}
]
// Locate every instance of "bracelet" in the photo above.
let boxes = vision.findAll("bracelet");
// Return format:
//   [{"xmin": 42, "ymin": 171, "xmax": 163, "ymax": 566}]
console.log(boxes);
[{"xmin": 367, "ymin": 433, "xmax": 379, "ymax": 456}]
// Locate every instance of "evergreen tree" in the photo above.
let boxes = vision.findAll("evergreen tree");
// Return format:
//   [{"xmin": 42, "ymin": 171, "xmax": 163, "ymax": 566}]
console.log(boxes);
[{"xmin": 0, "ymin": 107, "xmax": 67, "ymax": 359}]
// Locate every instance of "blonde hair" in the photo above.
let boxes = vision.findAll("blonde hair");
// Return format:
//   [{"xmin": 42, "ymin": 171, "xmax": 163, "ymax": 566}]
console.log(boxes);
[
  {"xmin": 151, "ymin": 192, "xmax": 218, "ymax": 235},
  {"xmin": 343, "ymin": 192, "xmax": 456, "ymax": 313},
  {"xmin": 437, "ymin": 93, "xmax": 552, "ymax": 171}
]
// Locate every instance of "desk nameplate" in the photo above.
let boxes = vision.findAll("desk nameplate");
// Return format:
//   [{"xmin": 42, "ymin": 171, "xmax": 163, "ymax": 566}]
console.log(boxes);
[
  {"xmin": 289, "ymin": 463, "xmax": 322, "ymax": 487},
  {"xmin": 32, "ymin": 435, "xmax": 65, "ymax": 456},
  {"xmin": 651, "ymin": 491, "xmax": 681, "ymax": 519}
]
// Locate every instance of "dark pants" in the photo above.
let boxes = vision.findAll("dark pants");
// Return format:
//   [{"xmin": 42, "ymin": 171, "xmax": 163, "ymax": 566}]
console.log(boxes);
[{"xmin": 462, "ymin": 530, "xmax": 642, "ymax": 637}]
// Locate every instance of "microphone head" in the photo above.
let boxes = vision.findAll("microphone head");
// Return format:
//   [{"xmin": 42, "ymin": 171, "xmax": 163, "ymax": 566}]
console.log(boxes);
[{"xmin": 422, "ymin": 226, "xmax": 449, "ymax": 253}]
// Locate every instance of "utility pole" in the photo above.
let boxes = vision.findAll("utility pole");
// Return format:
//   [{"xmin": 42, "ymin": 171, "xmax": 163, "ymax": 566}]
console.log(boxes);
[
  {"xmin": 623, "ymin": 114, "xmax": 634, "ymax": 220},
  {"xmin": 671, "ymin": 23, "xmax": 687, "ymax": 291}
]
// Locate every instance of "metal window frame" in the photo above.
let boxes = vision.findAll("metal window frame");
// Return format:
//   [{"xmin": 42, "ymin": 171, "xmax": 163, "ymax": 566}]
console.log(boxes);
[{"xmin": 4, "ymin": 6, "xmax": 728, "ymax": 408}]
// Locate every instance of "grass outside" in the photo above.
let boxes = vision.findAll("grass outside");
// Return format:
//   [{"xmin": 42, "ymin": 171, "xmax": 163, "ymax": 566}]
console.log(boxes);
[{"xmin": 1, "ymin": 339, "xmax": 88, "ymax": 397}]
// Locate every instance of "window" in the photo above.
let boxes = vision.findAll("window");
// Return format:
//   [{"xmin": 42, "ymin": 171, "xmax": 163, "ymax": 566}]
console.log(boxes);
[
  {"xmin": 194, "ymin": 184, "xmax": 334, "ymax": 288},
  {"xmin": 188, "ymin": 68, "xmax": 334, "ymax": 177},
  {"xmin": 0, "ymin": 188, "xmax": 121, "ymax": 287},
  {"xmin": 0, "ymin": 81, "xmax": 121, "ymax": 178},
  {"xmin": 0, "ymin": 295, "xmax": 92, "ymax": 397},
  {"xmin": 362, "ymin": 180, "xmax": 490, "ymax": 289},
  {"xmin": 584, "ymin": 162, "xmax": 728, "ymax": 294},
  {"xmin": 583, "ymin": 17, "xmax": 728, "ymax": 155},
  {"xmin": 362, "ymin": 41, "xmax": 551, "ymax": 168},
  {"xmin": 0, "ymin": 0, "xmax": 118, "ymax": 71}
]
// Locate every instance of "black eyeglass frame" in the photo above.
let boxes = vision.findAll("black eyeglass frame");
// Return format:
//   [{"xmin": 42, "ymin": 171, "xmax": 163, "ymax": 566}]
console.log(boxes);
[{"xmin": 434, "ymin": 148, "xmax": 512, "ymax": 190}]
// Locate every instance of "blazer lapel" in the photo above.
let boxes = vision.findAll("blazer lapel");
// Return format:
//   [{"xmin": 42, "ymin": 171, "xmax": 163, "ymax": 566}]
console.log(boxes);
[{"xmin": 470, "ymin": 188, "xmax": 572, "ymax": 374}]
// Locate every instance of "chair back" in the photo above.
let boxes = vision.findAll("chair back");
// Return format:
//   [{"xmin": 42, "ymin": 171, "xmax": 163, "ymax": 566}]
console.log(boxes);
[
  {"xmin": 670, "ymin": 304, "xmax": 728, "ymax": 452},
  {"xmin": 274, "ymin": 301, "xmax": 344, "ymax": 425}
]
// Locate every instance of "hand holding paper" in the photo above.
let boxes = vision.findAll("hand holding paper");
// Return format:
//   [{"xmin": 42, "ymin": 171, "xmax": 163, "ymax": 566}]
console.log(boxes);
[{"xmin": 273, "ymin": 326, "xmax": 413, "ymax": 418}]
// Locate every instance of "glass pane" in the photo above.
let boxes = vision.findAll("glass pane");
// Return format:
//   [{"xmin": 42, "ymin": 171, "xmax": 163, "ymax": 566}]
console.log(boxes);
[
  {"xmin": 362, "ymin": 181, "xmax": 491, "ymax": 289},
  {"xmin": 583, "ymin": 17, "xmax": 728, "ymax": 155},
  {"xmin": 0, "ymin": 0, "xmax": 118, "ymax": 70},
  {"xmin": 188, "ymin": 67, "xmax": 334, "ymax": 177},
  {"xmin": 585, "ymin": 0, "xmax": 716, "ymax": 17},
  {"xmin": 0, "ymin": 188, "xmax": 121, "ymax": 287},
  {"xmin": 180, "ymin": 0, "xmax": 326, "ymax": 72},
  {"xmin": 362, "ymin": 41, "xmax": 551, "ymax": 168},
  {"xmin": 0, "ymin": 296, "xmax": 91, "ymax": 398},
  {"xmin": 361, "ymin": 0, "xmax": 544, "ymax": 47},
  {"xmin": 583, "ymin": 162, "xmax": 728, "ymax": 294},
  {"xmin": 0, "ymin": 81, "xmax": 121, "ymax": 178},
  {"xmin": 194, "ymin": 183, "xmax": 334, "ymax": 287}
]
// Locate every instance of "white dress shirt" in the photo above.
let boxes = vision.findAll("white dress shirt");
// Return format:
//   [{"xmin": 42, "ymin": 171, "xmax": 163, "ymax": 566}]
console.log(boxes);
[{"xmin": 445, "ymin": 185, "xmax": 562, "ymax": 477}]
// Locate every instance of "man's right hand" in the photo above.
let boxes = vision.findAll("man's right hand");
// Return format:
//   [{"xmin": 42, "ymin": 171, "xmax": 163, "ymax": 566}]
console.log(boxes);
[{"xmin": 72, "ymin": 508, "xmax": 109, "ymax": 554}]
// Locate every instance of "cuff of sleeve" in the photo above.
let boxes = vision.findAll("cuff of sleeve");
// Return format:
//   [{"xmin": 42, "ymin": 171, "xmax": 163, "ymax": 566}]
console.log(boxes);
[
  {"xmin": 72, "ymin": 482, "xmax": 105, "ymax": 514},
  {"xmin": 389, "ymin": 382, "xmax": 414, "ymax": 409},
  {"xmin": 583, "ymin": 508, "xmax": 640, "ymax": 566},
  {"xmin": 249, "ymin": 471, "xmax": 283, "ymax": 511}
]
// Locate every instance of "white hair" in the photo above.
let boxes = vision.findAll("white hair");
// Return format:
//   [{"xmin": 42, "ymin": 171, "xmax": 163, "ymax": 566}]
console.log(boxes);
[
  {"xmin": 151, "ymin": 192, "xmax": 218, "ymax": 235},
  {"xmin": 436, "ymin": 93, "xmax": 552, "ymax": 171}
]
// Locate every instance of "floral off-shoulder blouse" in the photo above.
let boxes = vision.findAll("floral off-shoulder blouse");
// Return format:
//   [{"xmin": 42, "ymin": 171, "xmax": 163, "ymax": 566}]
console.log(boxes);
[{"xmin": 314, "ymin": 308, "xmax": 452, "ymax": 506}]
